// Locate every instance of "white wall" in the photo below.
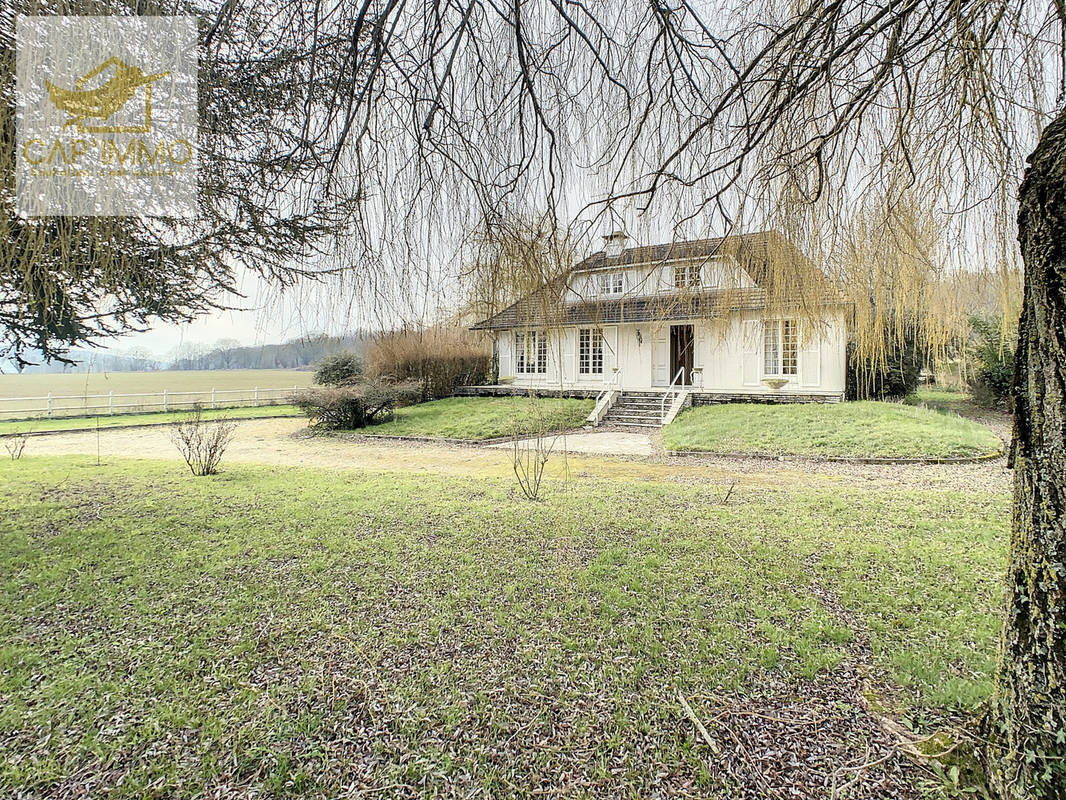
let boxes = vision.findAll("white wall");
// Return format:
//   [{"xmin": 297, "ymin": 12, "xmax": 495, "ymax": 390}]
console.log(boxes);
[{"xmin": 495, "ymin": 307, "xmax": 847, "ymax": 396}]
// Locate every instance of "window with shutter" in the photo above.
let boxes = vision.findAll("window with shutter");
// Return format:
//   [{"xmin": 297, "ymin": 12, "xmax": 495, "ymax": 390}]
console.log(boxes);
[{"xmin": 763, "ymin": 319, "xmax": 798, "ymax": 377}]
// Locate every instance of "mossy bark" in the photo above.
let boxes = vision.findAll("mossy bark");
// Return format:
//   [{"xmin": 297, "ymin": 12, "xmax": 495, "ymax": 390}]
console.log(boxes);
[{"xmin": 985, "ymin": 109, "xmax": 1066, "ymax": 800}]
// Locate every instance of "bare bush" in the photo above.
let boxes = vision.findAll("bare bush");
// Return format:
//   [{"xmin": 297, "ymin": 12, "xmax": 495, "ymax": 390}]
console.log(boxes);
[
  {"xmin": 170, "ymin": 407, "xmax": 236, "ymax": 476},
  {"xmin": 292, "ymin": 380, "xmax": 422, "ymax": 429},
  {"xmin": 510, "ymin": 397, "xmax": 557, "ymax": 501},
  {"xmin": 4, "ymin": 434, "xmax": 28, "ymax": 460},
  {"xmin": 367, "ymin": 328, "xmax": 491, "ymax": 400}
]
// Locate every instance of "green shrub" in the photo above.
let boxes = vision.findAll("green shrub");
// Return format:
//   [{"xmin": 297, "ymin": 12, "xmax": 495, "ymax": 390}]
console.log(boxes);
[
  {"xmin": 293, "ymin": 380, "xmax": 422, "ymax": 429},
  {"xmin": 967, "ymin": 315, "xmax": 1015, "ymax": 410},
  {"xmin": 313, "ymin": 351, "xmax": 366, "ymax": 387},
  {"xmin": 367, "ymin": 328, "xmax": 491, "ymax": 400},
  {"xmin": 846, "ymin": 326, "xmax": 923, "ymax": 401}
]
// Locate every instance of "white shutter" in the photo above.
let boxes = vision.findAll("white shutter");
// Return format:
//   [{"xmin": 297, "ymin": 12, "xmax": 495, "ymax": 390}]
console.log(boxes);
[
  {"xmin": 498, "ymin": 334, "xmax": 513, "ymax": 379},
  {"xmin": 741, "ymin": 320, "xmax": 761, "ymax": 386},
  {"xmin": 652, "ymin": 327, "xmax": 669, "ymax": 385},
  {"xmin": 800, "ymin": 323, "xmax": 822, "ymax": 387},
  {"xmin": 694, "ymin": 324, "xmax": 706, "ymax": 369},
  {"xmin": 561, "ymin": 328, "xmax": 576, "ymax": 384},
  {"xmin": 603, "ymin": 327, "xmax": 618, "ymax": 374},
  {"xmin": 693, "ymin": 324, "xmax": 707, "ymax": 388}
]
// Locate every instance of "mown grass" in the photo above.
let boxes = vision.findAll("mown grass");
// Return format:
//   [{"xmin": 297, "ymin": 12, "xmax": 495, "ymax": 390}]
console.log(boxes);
[
  {"xmin": 362, "ymin": 396, "xmax": 594, "ymax": 440},
  {"xmin": 0, "ymin": 456, "xmax": 1007, "ymax": 797},
  {"xmin": 0, "ymin": 404, "xmax": 302, "ymax": 436},
  {"xmin": 662, "ymin": 401, "xmax": 1003, "ymax": 459}
]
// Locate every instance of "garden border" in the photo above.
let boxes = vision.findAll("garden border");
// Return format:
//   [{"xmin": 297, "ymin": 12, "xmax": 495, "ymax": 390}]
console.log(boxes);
[
  {"xmin": 665, "ymin": 448, "xmax": 1005, "ymax": 465},
  {"xmin": 328, "ymin": 431, "xmax": 514, "ymax": 446}
]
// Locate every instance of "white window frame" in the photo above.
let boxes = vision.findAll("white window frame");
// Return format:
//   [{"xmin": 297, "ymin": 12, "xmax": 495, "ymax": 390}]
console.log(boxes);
[
  {"xmin": 763, "ymin": 319, "xmax": 798, "ymax": 377},
  {"xmin": 578, "ymin": 328, "xmax": 604, "ymax": 375},
  {"xmin": 515, "ymin": 331, "xmax": 548, "ymax": 375},
  {"xmin": 598, "ymin": 272, "xmax": 624, "ymax": 296},
  {"xmin": 674, "ymin": 262, "xmax": 702, "ymax": 289}
]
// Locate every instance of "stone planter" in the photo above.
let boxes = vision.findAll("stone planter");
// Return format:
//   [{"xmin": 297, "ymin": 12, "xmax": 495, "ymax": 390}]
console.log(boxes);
[{"xmin": 762, "ymin": 377, "xmax": 789, "ymax": 392}]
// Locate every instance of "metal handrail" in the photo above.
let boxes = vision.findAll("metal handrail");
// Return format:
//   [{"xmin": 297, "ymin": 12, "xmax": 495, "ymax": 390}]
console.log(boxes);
[
  {"xmin": 660, "ymin": 367, "xmax": 686, "ymax": 424},
  {"xmin": 594, "ymin": 368, "xmax": 622, "ymax": 405},
  {"xmin": 589, "ymin": 369, "xmax": 622, "ymax": 425}
]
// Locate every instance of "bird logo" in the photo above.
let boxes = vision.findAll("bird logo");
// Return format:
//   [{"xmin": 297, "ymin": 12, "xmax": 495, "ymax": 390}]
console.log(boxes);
[{"xmin": 45, "ymin": 57, "xmax": 169, "ymax": 133}]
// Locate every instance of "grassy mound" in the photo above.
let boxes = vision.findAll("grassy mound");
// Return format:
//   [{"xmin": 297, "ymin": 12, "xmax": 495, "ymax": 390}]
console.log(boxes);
[
  {"xmin": 362, "ymin": 396, "xmax": 594, "ymax": 440},
  {"xmin": 662, "ymin": 401, "xmax": 1003, "ymax": 459}
]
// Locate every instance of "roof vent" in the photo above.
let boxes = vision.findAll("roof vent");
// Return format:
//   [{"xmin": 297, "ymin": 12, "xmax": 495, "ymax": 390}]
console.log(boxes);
[{"xmin": 603, "ymin": 230, "xmax": 628, "ymax": 259}]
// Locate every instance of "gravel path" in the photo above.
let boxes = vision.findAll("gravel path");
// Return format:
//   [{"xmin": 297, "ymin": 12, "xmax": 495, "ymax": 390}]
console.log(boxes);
[{"xmin": 18, "ymin": 417, "xmax": 1012, "ymax": 494}]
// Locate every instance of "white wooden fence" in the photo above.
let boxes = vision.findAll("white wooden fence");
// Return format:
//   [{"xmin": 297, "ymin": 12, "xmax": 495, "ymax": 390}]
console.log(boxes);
[{"xmin": 0, "ymin": 386, "xmax": 301, "ymax": 420}]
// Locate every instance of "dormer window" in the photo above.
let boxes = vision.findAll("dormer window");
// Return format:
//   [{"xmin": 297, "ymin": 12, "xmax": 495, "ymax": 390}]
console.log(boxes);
[
  {"xmin": 599, "ymin": 272, "xmax": 624, "ymax": 295},
  {"xmin": 674, "ymin": 262, "xmax": 701, "ymax": 289}
]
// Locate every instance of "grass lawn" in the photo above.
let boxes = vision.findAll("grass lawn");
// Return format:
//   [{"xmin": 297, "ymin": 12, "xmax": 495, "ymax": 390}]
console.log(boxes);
[
  {"xmin": 0, "ymin": 456, "xmax": 1007, "ymax": 796},
  {"xmin": 0, "ymin": 405, "xmax": 303, "ymax": 436},
  {"xmin": 662, "ymin": 401, "xmax": 1003, "ymax": 459},
  {"xmin": 362, "ymin": 396, "xmax": 595, "ymax": 440}
]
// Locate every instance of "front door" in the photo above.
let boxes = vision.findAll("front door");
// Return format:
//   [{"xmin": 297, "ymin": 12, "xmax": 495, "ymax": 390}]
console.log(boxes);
[{"xmin": 670, "ymin": 324, "xmax": 694, "ymax": 386}]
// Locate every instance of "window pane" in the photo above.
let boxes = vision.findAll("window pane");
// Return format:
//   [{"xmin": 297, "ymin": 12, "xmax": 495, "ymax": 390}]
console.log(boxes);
[
  {"xmin": 763, "ymin": 322, "xmax": 780, "ymax": 375},
  {"xmin": 675, "ymin": 264, "xmax": 700, "ymax": 288},
  {"xmin": 782, "ymin": 320, "xmax": 797, "ymax": 375}
]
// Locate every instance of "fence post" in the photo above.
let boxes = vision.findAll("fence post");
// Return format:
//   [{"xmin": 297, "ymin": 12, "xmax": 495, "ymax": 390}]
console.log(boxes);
[
  {"xmin": 109, "ymin": 391, "xmax": 114, "ymax": 415},
  {"xmin": 163, "ymin": 389, "xmax": 168, "ymax": 413},
  {"xmin": 47, "ymin": 392, "xmax": 53, "ymax": 417},
  {"xmin": 212, "ymin": 388, "xmax": 216, "ymax": 409},
  {"xmin": 254, "ymin": 387, "xmax": 259, "ymax": 405}
]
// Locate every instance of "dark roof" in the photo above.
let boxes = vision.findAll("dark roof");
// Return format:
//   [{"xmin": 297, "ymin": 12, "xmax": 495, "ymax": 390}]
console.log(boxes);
[
  {"xmin": 471, "ymin": 230, "xmax": 838, "ymax": 331},
  {"xmin": 573, "ymin": 229, "xmax": 781, "ymax": 274},
  {"xmin": 471, "ymin": 289, "xmax": 769, "ymax": 330}
]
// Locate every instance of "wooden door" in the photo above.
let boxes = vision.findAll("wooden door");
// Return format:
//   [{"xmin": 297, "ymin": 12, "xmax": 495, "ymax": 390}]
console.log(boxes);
[{"xmin": 670, "ymin": 324, "xmax": 694, "ymax": 385}]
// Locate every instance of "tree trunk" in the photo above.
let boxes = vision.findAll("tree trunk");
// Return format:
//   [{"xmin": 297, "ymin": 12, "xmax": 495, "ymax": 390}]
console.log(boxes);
[{"xmin": 984, "ymin": 109, "xmax": 1066, "ymax": 800}]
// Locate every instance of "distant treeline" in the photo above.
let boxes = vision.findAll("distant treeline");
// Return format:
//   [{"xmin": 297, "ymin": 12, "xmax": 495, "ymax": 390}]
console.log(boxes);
[
  {"xmin": 5, "ymin": 350, "xmax": 162, "ymax": 374},
  {"xmin": 167, "ymin": 334, "xmax": 371, "ymax": 371},
  {"xmin": 4, "ymin": 334, "xmax": 372, "ymax": 374}
]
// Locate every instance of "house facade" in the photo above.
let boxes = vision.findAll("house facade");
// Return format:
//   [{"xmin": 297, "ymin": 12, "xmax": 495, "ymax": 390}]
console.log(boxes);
[{"xmin": 471, "ymin": 231, "xmax": 848, "ymax": 406}]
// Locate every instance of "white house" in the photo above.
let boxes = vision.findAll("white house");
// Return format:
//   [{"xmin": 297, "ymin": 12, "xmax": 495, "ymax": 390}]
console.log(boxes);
[{"xmin": 471, "ymin": 231, "xmax": 848, "ymax": 425}]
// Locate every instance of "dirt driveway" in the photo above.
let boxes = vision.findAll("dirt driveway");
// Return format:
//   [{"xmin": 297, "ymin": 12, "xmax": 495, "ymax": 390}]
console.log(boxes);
[{"xmin": 19, "ymin": 417, "xmax": 1011, "ymax": 494}]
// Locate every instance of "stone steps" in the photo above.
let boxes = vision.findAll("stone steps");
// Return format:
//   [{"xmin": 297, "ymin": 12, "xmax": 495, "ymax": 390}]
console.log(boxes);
[{"xmin": 601, "ymin": 391, "xmax": 670, "ymax": 428}]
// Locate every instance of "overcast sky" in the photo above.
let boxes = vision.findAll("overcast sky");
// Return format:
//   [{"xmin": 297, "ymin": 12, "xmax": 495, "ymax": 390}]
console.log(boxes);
[{"xmin": 112, "ymin": 268, "xmax": 371, "ymax": 359}]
